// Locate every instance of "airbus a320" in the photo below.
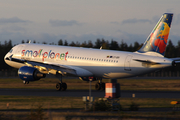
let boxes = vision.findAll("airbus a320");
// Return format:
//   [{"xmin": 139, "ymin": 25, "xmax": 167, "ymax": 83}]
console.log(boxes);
[{"xmin": 4, "ymin": 13, "xmax": 179, "ymax": 91}]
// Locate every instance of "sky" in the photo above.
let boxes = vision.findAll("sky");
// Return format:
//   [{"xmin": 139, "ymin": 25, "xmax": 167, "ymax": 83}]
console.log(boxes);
[{"xmin": 0, "ymin": 0, "xmax": 180, "ymax": 46}]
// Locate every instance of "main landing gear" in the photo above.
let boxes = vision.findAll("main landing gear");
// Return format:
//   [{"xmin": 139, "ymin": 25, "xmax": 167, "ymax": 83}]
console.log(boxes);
[
  {"xmin": 95, "ymin": 79, "xmax": 105, "ymax": 91},
  {"xmin": 56, "ymin": 82, "xmax": 67, "ymax": 91},
  {"xmin": 55, "ymin": 73, "xmax": 67, "ymax": 91}
]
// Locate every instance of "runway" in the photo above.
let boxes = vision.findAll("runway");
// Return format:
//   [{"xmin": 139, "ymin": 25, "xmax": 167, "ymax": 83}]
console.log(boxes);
[{"xmin": 0, "ymin": 88, "xmax": 180, "ymax": 98}]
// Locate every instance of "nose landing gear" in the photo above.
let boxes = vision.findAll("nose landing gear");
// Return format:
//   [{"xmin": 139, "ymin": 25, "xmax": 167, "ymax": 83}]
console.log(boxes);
[{"xmin": 23, "ymin": 81, "xmax": 29, "ymax": 84}]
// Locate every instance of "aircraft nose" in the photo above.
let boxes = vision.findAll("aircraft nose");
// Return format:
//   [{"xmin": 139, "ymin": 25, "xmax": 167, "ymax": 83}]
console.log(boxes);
[
  {"xmin": 4, "ymin": 53, "xmax": 12, "ymax": 62},
  {"xmin": 4, "ymin": 53, "xmax": 8, "ymax": 60}
]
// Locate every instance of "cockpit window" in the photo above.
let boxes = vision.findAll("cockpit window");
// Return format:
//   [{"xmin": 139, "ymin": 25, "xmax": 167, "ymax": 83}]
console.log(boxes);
[{"xmin": 9, "ymin": 49, "xmax": 13, "ymax": 53}]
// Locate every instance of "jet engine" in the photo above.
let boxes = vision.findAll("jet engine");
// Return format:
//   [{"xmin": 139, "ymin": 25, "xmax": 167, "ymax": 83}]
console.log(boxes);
[{"xmin": 18, "ymin": 66, "xmax": 46, "ymax": 81}]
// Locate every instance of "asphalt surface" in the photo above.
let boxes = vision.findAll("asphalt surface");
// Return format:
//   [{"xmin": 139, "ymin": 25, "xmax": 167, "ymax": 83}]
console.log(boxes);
[{"xmin": 0, "ymin": 88, "xmax": 180, "ymax": 98}]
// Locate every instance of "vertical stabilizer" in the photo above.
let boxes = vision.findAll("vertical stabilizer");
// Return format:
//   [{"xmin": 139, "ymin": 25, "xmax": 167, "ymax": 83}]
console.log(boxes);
[{"xmin": 138, "ymin": 13, "xmax": 173, "ymax": 56}]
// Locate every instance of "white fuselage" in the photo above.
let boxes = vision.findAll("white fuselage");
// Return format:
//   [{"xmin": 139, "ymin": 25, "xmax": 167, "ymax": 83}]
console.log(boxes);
[{"xmin": 4, "ymin": 44, "xmax": 173, "ymax": 79}]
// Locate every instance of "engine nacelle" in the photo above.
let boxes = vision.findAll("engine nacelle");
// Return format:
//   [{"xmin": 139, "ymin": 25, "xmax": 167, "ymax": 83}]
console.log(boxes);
[
  {"xmin": 79, "ymin": 77, "xmax": 98, "ymax": 81},
  {"xmin": 18, "ymin": 66, "xmax": 46, "ymax": 81}
]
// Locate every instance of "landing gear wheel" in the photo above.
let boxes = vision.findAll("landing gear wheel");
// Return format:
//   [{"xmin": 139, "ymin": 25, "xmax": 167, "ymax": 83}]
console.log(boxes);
[
  {"xmin": 61, "ymin": 83, "xmax": 67, "ymax": 91},
  {"xmin": 95, "ymin": 83, "xmax": 101, "ymax": 91},
  {"xmin": 101, "ymin": 82, "xmax": 105, "ymax": 91},
  {"xmin": 23, "ymin": 81, "xmax": 29, "ymax": 84},
  {"xmin": 56, "ymin": 83, "xmax": 62, "ymax": 91}
]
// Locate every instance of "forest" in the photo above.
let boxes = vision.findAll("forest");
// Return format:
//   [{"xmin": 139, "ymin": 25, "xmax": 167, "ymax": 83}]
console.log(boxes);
[{"xmin": 1, "ymin": 38, "xmax": 180, "ymax": 76}]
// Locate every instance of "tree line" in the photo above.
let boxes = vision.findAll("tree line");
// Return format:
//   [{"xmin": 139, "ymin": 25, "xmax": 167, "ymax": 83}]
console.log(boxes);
[{"xmin": 1, "ymin": 38, "xmax": 180, "ymax": 71}]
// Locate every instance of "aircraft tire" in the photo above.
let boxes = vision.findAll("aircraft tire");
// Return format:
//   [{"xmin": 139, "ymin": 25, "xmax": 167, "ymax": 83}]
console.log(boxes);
[
  {"xmin": 95, "ymin": 83, "xmax": 101, "ymax": 91},
  {"xmin": 23, "ymin": 81, "xmax": 29, "ymax": 84},
  {"xmin": 23, "ymin": 81, "xmax": 26, "ymax": 84},
  {"xmin": 61, "ymin": 82, "xmax": 67, "ymax": 91},
  {"xmin": 56, "ymin": 83, "xmax": 62, "ymax": 91}
]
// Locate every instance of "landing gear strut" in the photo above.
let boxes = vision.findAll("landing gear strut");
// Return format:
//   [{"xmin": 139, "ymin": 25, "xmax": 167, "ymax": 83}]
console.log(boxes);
[
  {"xmin": 95, "ymin": 79, "xmax": 105, "ymax": 91},
  {"xmin": 55, "ymin": 73, "xmax": 67, "ymax": 91}
]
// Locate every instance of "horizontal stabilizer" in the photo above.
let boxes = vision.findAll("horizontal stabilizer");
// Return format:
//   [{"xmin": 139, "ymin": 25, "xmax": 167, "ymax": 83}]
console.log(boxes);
[
  {"xmin": 133, "ymin": 59, "xmax": 160, "ymax": 65},
  {"xmin": 171, "ymin": 58, "xmax": 180, "ymax": 65}
]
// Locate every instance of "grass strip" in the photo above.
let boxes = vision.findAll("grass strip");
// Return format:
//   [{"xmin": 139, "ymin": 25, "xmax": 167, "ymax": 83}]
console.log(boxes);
[{"xmin": 0, "ymin": 96, "xmax": 180, "ymax": 110}]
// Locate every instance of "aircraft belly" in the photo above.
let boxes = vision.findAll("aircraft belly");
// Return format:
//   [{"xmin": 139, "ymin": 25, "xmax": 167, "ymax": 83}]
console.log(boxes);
[{"xmin": 77, "ymin": 66, "xmax": 133, "ymax": 78}]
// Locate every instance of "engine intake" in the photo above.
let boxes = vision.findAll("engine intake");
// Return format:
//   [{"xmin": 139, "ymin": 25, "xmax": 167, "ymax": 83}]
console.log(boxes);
[{"xmin": 18, "ymin": 66, "xmax": 46, "ymax": 81}]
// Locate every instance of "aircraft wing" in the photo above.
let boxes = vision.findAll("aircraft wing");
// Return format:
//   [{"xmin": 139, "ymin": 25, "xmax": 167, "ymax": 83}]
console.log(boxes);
[
  {"xmin": 6, "ymin": 56, "xmax": 76, "ymax": 75},
  {"xmin": 26, "ymin": 61, "xmax": 76, "ymax": 75},
  {"xmin": 26, "ymin": 61, "xmax": 93, "ymax": 76},
  {"xmin": 6, "ymin": 55, "xmax": 93, "ymax": 76}
]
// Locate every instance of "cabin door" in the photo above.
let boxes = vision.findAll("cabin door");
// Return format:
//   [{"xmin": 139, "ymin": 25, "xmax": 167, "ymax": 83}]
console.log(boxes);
[{"xmin": 124, "ymin": 55, "xmax": 132, "ymax": 71}]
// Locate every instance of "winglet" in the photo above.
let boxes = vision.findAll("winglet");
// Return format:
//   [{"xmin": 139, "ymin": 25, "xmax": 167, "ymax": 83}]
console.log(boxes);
[{"xmin": 138, "ymin": 13, "xmax": 173, "ymax": 56}]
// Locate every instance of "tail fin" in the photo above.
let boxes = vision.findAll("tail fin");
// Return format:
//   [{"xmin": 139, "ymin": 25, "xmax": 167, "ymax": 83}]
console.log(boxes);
[{"xmin": 138, "ymin": 13, "xmax": 173, "ymax": 56}]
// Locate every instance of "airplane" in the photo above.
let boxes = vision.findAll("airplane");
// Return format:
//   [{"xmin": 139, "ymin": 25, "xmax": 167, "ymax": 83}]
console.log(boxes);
[{"xmin": 4, "ymin": 13, "xmax": 179, "ymax": 91}]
